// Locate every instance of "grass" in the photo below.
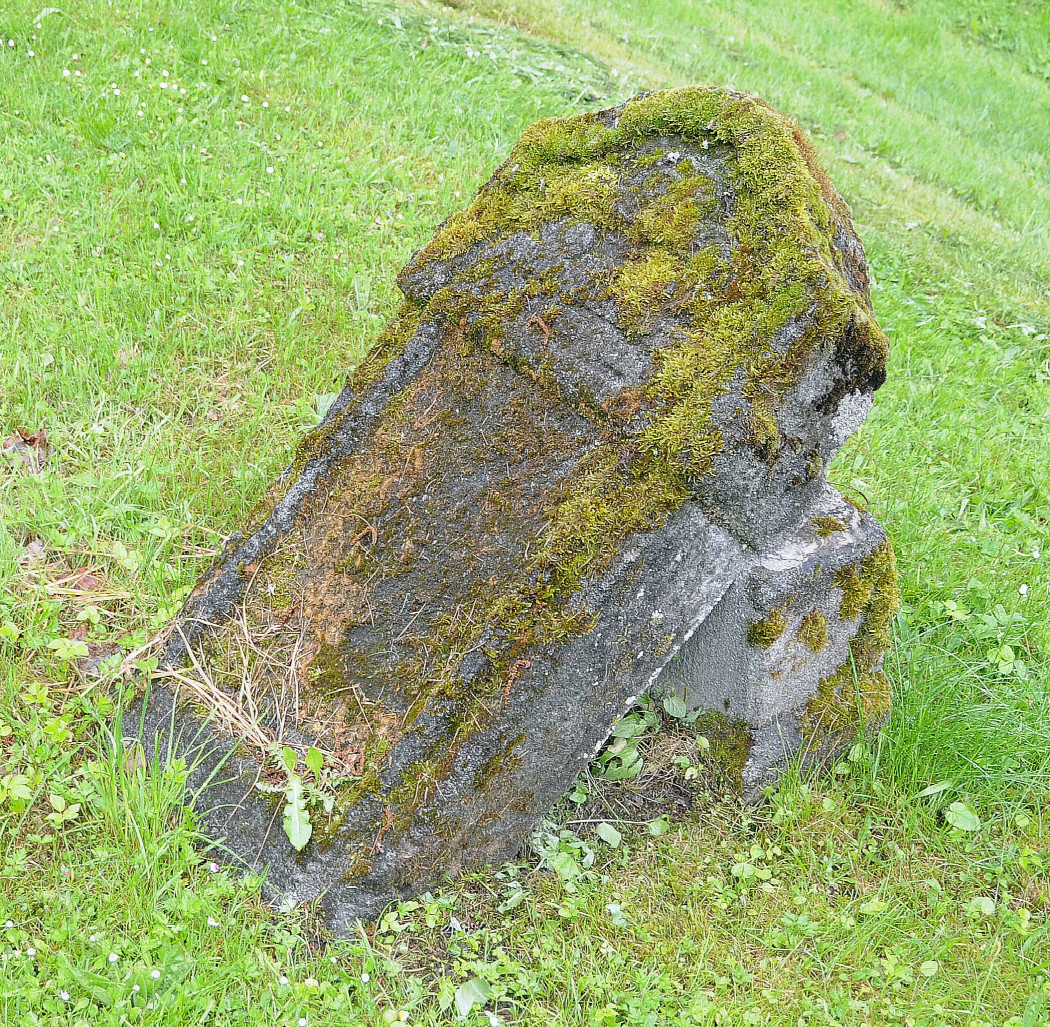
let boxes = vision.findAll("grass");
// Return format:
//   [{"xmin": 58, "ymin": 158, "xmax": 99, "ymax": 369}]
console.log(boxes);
[{"xmin": 0, "ymin": 0, "xmax": 1048, "ymax": 1023}]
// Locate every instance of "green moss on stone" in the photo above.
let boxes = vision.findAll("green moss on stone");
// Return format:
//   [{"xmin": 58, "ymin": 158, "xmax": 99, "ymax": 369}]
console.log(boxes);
[
  {"xmin": 813, "ymin": 515, "xmax": 847, "ymax": 538},
  {"xmin": 472, "ymin": 733, "xmax": 526, "ymax": 792},
  {"xmin": 694, "ymin": 711, "xmax": 753, "ymax": 794},
  {"xmin": 747, "ymin": 606, "xmax": 788, "ymax": 649},
  {"xmin": 803, "ymin": 541, "xmax": 898, "ymax": 741},
  {"xmin": 797, "ymin": 609, "xmax": 829, "ymax": 652}
]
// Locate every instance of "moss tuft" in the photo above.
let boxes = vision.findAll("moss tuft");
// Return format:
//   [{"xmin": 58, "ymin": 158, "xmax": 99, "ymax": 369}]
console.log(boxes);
[
  {"xmin": 812, "ymin": 515, "xmax": 847, "ymax": 538},
  {"xmin": 746, "ymin": 606, "xmax": 789, "ymax": 649},
  {"xmin": 803, "ymin": 541, "xmax": 898, "ymax": 741},
  {"xmin": 797, "ymin": 609, "xmax": 829, "ymax": 652},
  {"xmin": 694, "ymin": 711, "xmax": 753, "ymax": 794}
]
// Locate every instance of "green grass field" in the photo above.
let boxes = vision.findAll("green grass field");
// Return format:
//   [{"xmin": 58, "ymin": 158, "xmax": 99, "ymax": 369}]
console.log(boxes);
[{"xmin": 1, "ymin": 0, "xmax": 1048, "ymax": 1023}]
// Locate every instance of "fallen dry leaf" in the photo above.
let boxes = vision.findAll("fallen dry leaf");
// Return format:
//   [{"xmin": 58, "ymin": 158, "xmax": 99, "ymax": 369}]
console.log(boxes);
[
  {"xmin": 17, "ymin": 539, "xmax": 47, "ymax": 566},
  {"xmin": 1, "ymin": 427, "xmax": 48, "ymax": 473},
  {"xmin": 67, "ymin": 566, "xmax": 104, "ymax": 593},
  {"xmin": 77, "ymin": 642, "xmax": 124, "ymax": 678}
]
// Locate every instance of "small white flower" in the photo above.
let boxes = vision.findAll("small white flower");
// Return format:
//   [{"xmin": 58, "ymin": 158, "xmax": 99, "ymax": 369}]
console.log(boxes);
[
  {"xmin": 241, "ymin": 94, "xmax": 249, "ymax": 102},
  {"xmin": 4, "ymin": 920, "xmax": 12, "ymax": 929},
  {"xmin": 201, "ymin": 59, "xmax": 208, "ymax": 65},
  {"xmin": 284, "ymin": 105, "xmax": 291, "ymax": 112},
  {"xmin": 28, "ymin": 50, "xmax": 35, "ymax": 57},
  {"xmin": 361, "ymin": 972, "xmax": 370, "ymax": 982},
  {"xmin": 279, "ymin": 975, "xmax": 289, "ymax": 985},
  {"xmin": 26, "ymin": 948, "xmax": 36, "ymax": 957},
  {"xmin": 304, "ymin": 977, "xmax": 318, "ymax": 988},
  {"xmin": 298, "ymin": 1019, "xmax": 308, "ymax": 1026},
  {"xmin": 1019, "ymin": 584, "xmax": 1029, "ymax": 596},
  {"xmin": 88, "ymin": 934, "xmax": 98, "ymax": 943},
  {"xmin": 266, "ymin": 166, "xmax": 274, "ymax": 173},
  {"xmin": 132, "ymin": 984, "xmax": 140, "ymax": 993},
  {"xmin": 113, "ymin": 88, "xmax": 120, "ymax": 95},
  {"xmin": 262, "ymin": 101, "xmax": 269, "ymax": 108},
  {"xmin": 207, "ymin": 916, "xmax": 220, "ymax": 927},
  {"xmin": 237, "ymin": 259, "xmax": 244, "ymax": 266},
  {"xmin": 108, "ymin": 952, "xmax": 119, "ymax": 963},
  {"xmin": 59, "ymin": 991, "xmax": 70, "ymax": 1001},
  {"xmin": 63, "ymin": 69, "xmax": 70, "ymax": 77},
  {"xmin": 235, "ymin": 197, "xmax": 243, "ymax": 205},
  {"xmin": 150, "ymin": 969, "xmax": 161, "ymax": 979}
]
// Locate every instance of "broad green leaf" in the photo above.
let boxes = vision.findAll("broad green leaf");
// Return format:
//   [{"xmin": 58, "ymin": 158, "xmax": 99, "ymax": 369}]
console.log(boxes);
[
  {"xmin": 662, "ymin": 693, "xmax": 687, "ymax": 719},
  {"xmin": 498, "ymin": 886, "xmax": 525, "ymax": 912},
  {"xmin": 283, "ymin": 777, "xmax": 312, "ymax": 851},
  {"xmin": 944, "ymin": 801, "xmax": 981, "ymax": 832},
  {"xmin": 313, "ymin": 391, "xmax": 341, "ymax": 424},
  {"xmin": 610, "ymin": 715, "xmax": 647, "ymax": 738},
  {"xmin": 648, "ymin": 816, "xmax": 670, "ymax": 837},
  {"xmin": 1022, "ymin": 991, "xmax": 1047, "ymax": 1027},
  {"xmin": 595, "ymin": 822, "xmax": 622, "ymax": 847},
  {"xmin": 603, "ymin": 758, "xmax": 642, "ymax": 781},
  {"xmin": 454, "ymin": 976, "xmax": 493, "ymax": 1017},
  {"xmin": 305, "ymin": 746, "xmax": 324, "ymax": 777},
  {"xmin": 281, "ymin": 746, "xmax": 298, "ymax": 774},
  {"xmin": 915, "ymin": 779, "xmax": 954, "ymax": 799},
  {"xmin": 568, "ymin": 781, "xmax": 589, "ymax": 804}
]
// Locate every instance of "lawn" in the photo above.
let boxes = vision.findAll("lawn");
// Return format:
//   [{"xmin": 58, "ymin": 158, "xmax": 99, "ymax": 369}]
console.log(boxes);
[{"xmin": 0, "ymin": 0, "xmax": 1048, "ymax": 1024}]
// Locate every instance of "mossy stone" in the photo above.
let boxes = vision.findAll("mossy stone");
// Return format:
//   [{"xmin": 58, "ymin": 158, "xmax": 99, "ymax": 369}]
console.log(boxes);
[{"xmin": 132, "ymin": 86, "xmax": 896, "ymax": 934}]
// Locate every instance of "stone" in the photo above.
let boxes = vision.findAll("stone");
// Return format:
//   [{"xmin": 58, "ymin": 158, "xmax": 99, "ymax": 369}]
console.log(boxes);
[{"xmin": 127, "ymin": 86, "xmax": 898, "ymax": 934}]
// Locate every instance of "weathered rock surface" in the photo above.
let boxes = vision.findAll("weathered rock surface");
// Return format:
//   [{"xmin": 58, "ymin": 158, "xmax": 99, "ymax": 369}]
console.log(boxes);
[{"xmin": 128, "ymin": 86, "xmax": 898, "ymax": 933}]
